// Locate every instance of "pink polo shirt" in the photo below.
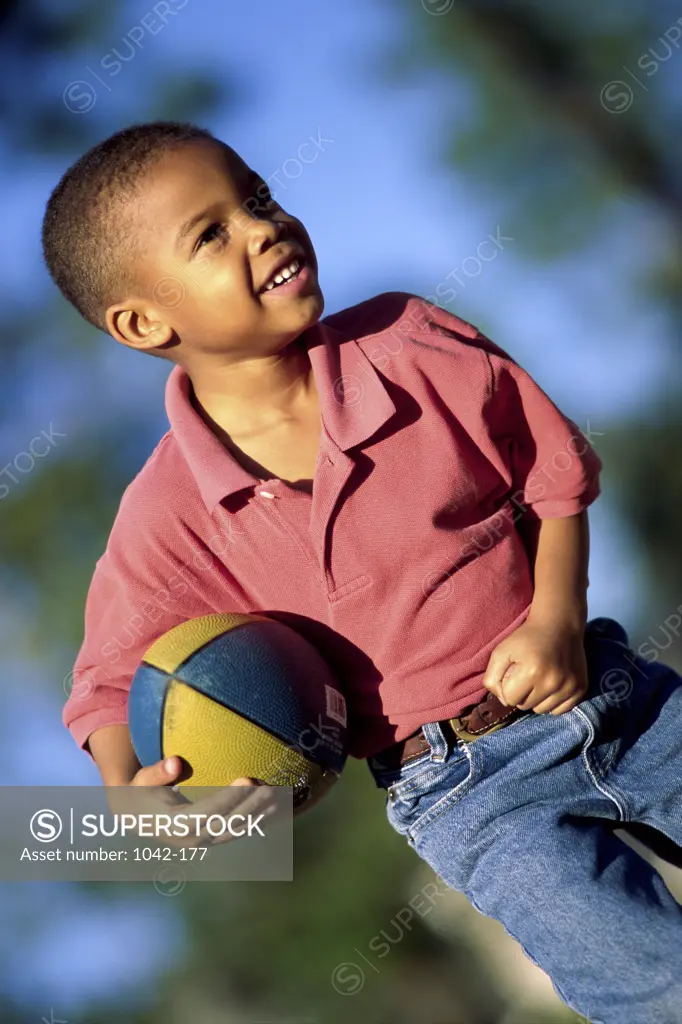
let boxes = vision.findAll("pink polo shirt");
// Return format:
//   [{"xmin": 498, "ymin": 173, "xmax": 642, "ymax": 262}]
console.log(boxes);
[{"xmin": 64, "ymin": 292, "xmax": 602, "ymax": 760}]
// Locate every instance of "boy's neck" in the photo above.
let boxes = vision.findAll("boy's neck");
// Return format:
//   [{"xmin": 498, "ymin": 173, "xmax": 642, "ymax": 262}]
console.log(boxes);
[{"xmin": 186, "ymin": 333, "xmax": 318, "ymax": 442}]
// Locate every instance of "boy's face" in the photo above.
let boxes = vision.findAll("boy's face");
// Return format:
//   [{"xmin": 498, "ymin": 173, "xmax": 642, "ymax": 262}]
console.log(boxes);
[{"xmin": 107, "ymin": 139, "xmax": 324, "ymax": 362}]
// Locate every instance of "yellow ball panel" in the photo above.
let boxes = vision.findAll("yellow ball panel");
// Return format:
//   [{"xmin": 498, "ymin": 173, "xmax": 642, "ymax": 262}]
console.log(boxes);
[
  {"xmin": 162, "ymin": 680, "xmax": 312, "ymax": 788},
  {"xmin": 143, "ymin": 612, "xmax": 270, "ymax": 674}
]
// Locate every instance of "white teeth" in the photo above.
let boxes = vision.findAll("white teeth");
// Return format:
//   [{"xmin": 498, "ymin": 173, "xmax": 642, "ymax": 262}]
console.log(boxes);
[{"xmin": 263, "ymin": 258, "xmax": 302, "ymax": 292}]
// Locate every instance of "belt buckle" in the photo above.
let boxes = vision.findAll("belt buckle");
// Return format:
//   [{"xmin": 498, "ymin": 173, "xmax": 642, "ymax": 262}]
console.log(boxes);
[{"xmin": 448, "ymin": 715, "xmax": 509, "ymax": 744}]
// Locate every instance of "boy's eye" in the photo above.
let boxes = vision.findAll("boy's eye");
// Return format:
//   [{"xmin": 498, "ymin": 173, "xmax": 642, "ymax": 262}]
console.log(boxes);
[{"xmin": 195, "ymin": 222, "xmax": 229, "ymax": 252}]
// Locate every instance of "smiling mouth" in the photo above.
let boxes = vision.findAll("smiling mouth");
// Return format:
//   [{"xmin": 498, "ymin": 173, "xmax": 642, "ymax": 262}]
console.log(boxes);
[{"xmin": 262, "ymin": 256, "xmax": 307, "ymax": 292}]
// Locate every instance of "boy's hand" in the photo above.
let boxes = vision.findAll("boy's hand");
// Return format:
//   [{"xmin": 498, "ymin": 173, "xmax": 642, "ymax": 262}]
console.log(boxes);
[
  {"xmin": 483, "ymin": 618, "xmax": 589, "ymax": 715},
  {"xmin": 105, "ymin": 756, "xmax": 279, "ymax": 849}
]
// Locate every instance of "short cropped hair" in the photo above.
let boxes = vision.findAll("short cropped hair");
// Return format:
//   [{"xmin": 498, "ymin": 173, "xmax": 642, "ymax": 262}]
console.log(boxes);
[{"xmin": 41, "ymin": 121, "xmax": 216, "ymax": 332}]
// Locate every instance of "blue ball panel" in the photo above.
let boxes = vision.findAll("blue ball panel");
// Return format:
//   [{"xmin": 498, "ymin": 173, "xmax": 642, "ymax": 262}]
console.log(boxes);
[
  {"xmin": 174, "ymin": 621, "xmax": 345, "ymax": 772},
  {"xmin": 128, "ymin": 663, "xmax": 169, "ymax": 766}
]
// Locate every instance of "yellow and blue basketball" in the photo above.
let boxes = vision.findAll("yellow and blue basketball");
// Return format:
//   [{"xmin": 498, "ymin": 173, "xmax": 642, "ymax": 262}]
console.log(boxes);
[{"xmin": 128, "ymin": 613, "xmax": 348, "ymax": 811}]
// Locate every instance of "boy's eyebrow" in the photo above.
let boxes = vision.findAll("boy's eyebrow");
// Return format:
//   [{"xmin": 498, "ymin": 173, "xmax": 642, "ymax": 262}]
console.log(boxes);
[
  {"xmin": 175, "ymin": 207, "xmax": 216, "ymax": 251},
  {"xmin": 174, "ymin": 171, "xmax": 262, "ymax": 251}
]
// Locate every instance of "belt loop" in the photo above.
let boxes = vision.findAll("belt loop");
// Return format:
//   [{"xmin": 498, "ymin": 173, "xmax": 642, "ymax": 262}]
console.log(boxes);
[{"xmin": 422, "ymin": 721, "xmax": 448, "ymax": 762}]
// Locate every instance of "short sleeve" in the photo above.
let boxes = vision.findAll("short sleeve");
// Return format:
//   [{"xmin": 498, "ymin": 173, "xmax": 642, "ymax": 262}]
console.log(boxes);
[
  {"xmin": 480, "ymin": 333, "xmax": 602, "ymax": 520},
  {"xmin": 63, "ymin": 499, "xmax": 248, "ymax": 761}
]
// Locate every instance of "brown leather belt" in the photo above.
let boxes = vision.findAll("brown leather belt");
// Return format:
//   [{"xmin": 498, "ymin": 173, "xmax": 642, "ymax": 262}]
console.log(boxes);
[{"xmin": 375, "ymin": 691, "xmax": 524, "ymax": 770}]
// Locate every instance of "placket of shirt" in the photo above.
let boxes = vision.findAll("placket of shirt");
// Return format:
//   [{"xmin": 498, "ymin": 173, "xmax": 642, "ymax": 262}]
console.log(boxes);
[
  {"xmin": 251, "ymin": 448, "xmax": 369, "ymax": 601},
  {"xmin": 248, "ymin": 475, "xmax": 320, "ymax": 587},
  {"xmin": 312, "ymin": 448, "xmax": 372, "ymax": 601}
]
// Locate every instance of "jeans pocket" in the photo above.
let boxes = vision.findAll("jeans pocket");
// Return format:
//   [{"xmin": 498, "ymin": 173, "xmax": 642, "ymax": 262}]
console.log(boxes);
[
  {"xmin": 387, "ymin": 744, "xmax": 479, "ymax": 843},
  {"xmin": 584, "ymin": 619, "xmax": 641, "ymax": 776}
]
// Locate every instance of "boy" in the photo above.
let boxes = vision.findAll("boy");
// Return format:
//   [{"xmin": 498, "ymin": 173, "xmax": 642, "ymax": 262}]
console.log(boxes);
[{"xmin": 44, "ymin": 121, "xmax": 682, "ymax": 1022}]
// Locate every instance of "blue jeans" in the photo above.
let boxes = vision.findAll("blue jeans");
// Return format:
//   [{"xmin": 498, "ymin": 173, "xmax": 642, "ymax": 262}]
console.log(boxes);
[{"xmin": 367, "ymin": 617, "xmax": 682, "ymax": 1023}]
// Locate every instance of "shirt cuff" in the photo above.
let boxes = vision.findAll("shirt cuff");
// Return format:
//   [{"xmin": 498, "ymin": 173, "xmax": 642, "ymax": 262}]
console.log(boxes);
[{"xmin": 524, "ymin": 478, "xmax": 601, "ymax": 519}]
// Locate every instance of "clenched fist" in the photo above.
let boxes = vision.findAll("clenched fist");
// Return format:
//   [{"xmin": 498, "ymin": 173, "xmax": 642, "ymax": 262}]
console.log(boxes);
[{"xmin": 483, "ymin": 618, "xmax": 589, "ymax": 716}]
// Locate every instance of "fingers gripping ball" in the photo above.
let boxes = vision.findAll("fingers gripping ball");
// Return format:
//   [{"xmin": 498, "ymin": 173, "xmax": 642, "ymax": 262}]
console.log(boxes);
[{"xmin": 128, "ymin": 613, "xmax": 348, "ymax": 812}]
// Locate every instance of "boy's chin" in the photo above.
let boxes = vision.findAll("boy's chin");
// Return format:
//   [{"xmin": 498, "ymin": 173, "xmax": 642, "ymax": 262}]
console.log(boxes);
[{"xmin": 269, "ymin": 292, "xmax": 324, "ymax": 333}]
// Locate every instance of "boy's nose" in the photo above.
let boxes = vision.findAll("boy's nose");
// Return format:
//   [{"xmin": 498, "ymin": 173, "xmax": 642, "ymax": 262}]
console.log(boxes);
[{"xmin": 245, "ymin": 216, "xmax": 285, "ymax": 255}]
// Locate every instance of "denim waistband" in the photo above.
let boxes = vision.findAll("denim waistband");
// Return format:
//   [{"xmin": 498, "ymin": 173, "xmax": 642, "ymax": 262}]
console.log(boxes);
[{"xmin": 367, "ymin": 720, "xmax": 456, "ymax": 790}]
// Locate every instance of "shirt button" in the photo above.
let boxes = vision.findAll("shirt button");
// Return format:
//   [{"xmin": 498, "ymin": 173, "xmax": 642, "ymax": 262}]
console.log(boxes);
[{"xmin": 388, "ymin": 787, "xmax": 397, "ymax": 802}]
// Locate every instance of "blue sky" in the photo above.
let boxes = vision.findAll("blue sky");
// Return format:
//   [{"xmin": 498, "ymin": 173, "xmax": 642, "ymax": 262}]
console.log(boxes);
[{"xmin": 1, "ymin": 0, "xmax": 677, "ymax": 1012}]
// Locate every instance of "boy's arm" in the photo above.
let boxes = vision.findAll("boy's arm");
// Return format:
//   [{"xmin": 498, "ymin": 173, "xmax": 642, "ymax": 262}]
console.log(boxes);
[
  {"xmin": 483, "ymin": 510, "xmax": 591, "ymax": 714},
  {"xmin": 526, "ymin": 509, "xmax": 589, "ymax": 633},
  {"xmin": 88, "ymin": 724, "xmax": 148, "ymax": 786}
]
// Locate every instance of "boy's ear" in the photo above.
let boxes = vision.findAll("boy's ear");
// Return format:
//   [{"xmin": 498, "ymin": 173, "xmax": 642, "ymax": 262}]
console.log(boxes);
[{"xmin": 105, "ymin": 301, "xmax": 173, "ymax": 353}]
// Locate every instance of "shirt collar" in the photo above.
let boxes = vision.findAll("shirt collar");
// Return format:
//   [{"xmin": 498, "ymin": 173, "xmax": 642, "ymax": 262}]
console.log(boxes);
[{"xmin": 164, "ymin": 317, "xmax": 397, "ymax": 514}]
